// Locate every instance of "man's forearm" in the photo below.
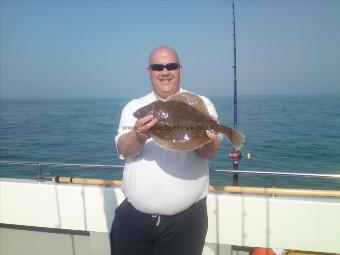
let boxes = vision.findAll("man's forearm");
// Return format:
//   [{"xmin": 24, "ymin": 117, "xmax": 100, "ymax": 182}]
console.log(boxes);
[
  {"xmin": 196, "ymin": 131, "xmax": 221, "ymax": 158},
  {"xmin": 117, "ymin": 130, "xmax": 147, "ymax": 158},
  {"xmin": 117, "ymin": 115, "xmax": 157, "ymax": 158}
]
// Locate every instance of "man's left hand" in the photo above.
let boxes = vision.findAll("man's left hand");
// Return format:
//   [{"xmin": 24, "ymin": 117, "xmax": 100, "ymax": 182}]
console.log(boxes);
[{"xmin": 195, "ymin": 116, "xmax": 222, "ymax": 158}]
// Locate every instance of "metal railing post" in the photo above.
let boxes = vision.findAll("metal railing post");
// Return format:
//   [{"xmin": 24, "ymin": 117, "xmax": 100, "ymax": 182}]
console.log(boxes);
[{"xmin": 37, "ymin": 163, "xmax": 42, "ymax": 182}]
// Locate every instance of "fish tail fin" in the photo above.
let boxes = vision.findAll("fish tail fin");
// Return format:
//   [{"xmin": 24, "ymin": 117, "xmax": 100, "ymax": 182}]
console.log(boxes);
[{"xmin": 218, "ymin": 125, "xmax": 245, "ymax": 151}]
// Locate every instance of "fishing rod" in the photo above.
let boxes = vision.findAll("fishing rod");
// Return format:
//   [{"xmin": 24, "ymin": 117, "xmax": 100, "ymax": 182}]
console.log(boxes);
[
  {"xmin": 232, "ymin": 2, "xmax": 238, "ymax": 132},
  {"xmin": 228, "ymin": 2, "xmax": 242, "ymax": 185}
]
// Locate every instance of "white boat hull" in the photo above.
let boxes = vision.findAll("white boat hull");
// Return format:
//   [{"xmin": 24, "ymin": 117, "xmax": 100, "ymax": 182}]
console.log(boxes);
[{"xmin": 1, "ymin": 178, "xmax": 339, "ymax": 255}]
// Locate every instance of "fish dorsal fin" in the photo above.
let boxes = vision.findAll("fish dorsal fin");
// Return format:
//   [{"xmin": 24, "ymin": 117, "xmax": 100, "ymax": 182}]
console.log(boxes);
[{"xmin": 167, "ymin": 92, "xmax": 210, "ymax": 116}]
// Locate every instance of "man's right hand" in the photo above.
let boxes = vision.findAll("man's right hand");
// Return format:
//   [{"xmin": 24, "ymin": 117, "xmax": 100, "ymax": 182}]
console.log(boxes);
[
  {"xmin": 133, "ymin": 115, "xmax": 158, "ymax": 141},
  {"xmin": 117, "ymin": 115, "xmax": 158, "ymax": 158}
]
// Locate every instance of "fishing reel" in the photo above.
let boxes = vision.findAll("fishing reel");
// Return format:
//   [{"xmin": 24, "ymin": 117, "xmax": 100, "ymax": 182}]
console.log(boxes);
[
  {"xmin": 228, "ymin": 150, "xmax": 251, "ymax": 164},
  {"xmin": 228, "ymin": 150, "xmax": 242, "ymax": 162},
  {"xmin": 228, "ymin": 149, "xmax": 251, "ymax": 186}
]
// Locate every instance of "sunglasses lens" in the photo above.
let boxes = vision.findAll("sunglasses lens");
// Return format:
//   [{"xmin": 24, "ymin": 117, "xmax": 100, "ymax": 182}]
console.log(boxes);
[
  {"xmin": 150, "ymin": 63, "xmax": 179, "ymax": 71},
  {"xmin": 166, "ymin": 63, "xmax": 179, "ymax": 71},
  {"xmin": 150, "ymin": 64, "xmax": 164, "ymax": 71}
]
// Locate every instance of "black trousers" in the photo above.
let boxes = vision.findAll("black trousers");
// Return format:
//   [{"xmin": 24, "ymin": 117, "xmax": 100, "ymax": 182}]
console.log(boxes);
[{"xmin": 110, "ymin": 198, "xmax": 208, "ymax": 255}]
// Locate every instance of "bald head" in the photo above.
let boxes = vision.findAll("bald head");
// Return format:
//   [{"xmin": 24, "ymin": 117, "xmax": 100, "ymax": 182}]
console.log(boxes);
[
  {"xmin": 149, "ymin": 46, "xmax": 180, "ymax": 65},
  {"xmin": 148, "ymin": 46, "xmax": 182, "ymax": 100}
]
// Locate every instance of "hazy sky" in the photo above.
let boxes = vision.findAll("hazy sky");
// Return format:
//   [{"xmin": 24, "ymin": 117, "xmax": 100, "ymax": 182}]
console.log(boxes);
[{"xmin": 1, "ymin": 0, "xmax": 339, "ymax": 98}]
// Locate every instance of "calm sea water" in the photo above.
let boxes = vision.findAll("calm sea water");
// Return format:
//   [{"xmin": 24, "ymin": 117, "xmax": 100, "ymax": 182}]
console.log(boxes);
[{"xmin": 1, "ymin": 95, "xmax": 339, "ymax": 189}]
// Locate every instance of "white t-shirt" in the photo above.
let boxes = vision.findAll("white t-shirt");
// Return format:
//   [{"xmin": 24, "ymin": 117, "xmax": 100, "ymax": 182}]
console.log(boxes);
[{"xmin": 115, "ymin": 89, "xmax": 218, "ymax": 215}]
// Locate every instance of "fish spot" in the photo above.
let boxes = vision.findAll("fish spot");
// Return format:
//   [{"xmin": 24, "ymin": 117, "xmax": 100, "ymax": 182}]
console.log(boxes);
[{"xmin": 157, "ymin": 111, "xmax": 169, "ymax": 119}]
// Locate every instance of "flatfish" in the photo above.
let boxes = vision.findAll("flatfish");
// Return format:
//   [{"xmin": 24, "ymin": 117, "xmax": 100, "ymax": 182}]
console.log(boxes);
[{"xmin": 133, "ymin": 92, "xmax": 245, "ymax": 151}]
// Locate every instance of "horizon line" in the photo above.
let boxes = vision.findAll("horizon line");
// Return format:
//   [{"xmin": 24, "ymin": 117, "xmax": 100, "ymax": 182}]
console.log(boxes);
[{"xmin": 1, "ymin": 92, "xmax": 340, "ymax": 100}]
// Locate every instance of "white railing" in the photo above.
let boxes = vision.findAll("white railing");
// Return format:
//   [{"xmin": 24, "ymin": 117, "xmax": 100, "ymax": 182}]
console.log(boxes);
[{"xmin": 1, "ymin": 160, "xmax": 340, "ymax": 188}]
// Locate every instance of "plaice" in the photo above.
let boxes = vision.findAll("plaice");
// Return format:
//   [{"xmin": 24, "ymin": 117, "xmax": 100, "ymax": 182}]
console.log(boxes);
[{"xmin": 133, "ymin": 92, "xmax": 245, "ymax": 151}]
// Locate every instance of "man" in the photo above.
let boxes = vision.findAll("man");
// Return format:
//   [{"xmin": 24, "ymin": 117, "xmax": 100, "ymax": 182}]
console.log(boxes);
[{"xmin": 111, "ymin": 46, "xmax": 221, "ymax": 255}]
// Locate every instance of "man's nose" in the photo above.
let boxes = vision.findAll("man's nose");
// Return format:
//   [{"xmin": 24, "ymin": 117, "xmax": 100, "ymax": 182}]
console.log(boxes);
[{"xmin": 160, "ymin": 69, "xmax": 170, "ymax": 75}]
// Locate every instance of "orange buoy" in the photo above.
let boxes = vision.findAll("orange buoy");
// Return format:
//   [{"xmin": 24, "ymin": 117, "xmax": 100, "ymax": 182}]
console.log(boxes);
[{"xmin": 250, "ymin": 248, "xmax": 286, "ymax": 255}]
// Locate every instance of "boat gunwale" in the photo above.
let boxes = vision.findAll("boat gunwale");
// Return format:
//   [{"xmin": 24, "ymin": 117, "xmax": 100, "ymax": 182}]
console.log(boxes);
[{"xmin": 1, "ymin": 160, "xmax": 339, "ymax": 179}]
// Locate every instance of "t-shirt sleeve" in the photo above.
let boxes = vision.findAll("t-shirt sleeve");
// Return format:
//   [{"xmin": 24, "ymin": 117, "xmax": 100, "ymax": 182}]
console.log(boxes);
[
  {"xmin": 201, "ymin": 96, "xmax": 218, "ymax": 118},
  {"xmin": 114, "ymin": 101, "xmax": 137, "ymax": 160}
]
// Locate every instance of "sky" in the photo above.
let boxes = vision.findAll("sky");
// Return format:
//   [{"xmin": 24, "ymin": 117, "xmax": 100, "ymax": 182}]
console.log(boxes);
[{"xmin": 0, "ymin": 0, "xmax": 339, "ymax": 98}]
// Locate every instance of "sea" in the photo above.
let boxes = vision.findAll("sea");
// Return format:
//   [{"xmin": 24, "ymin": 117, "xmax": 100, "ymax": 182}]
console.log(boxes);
[{"xmin": 1, "ymin": 94, "xmax": 339, "ymax": 190}]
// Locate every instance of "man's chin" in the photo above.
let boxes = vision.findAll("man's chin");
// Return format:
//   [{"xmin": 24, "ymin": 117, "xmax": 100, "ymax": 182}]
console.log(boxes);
[
  {"xmin": 157, "ymin": 89, "xmax": 178, "ymax": 100},
  {"xmin": 153, "ymin": 84, "xmax": 180, "ymax": 98},
  {"xmin": 159, "ymin": 81, "xmax": 174, "ymax": 88}
]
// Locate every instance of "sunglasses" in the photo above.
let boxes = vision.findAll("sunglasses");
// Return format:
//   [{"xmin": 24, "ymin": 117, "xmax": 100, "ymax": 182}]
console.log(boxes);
[{"xmin": 149, "ymin": 63, "xmax": 180, "ymax": 71}]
